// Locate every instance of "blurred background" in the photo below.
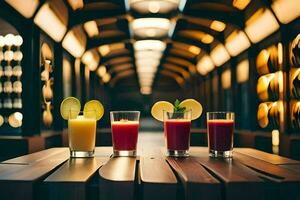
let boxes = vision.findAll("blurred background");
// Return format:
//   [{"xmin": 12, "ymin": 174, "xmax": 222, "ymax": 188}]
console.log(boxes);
[{"xmin": 0, "ymin": 0, "xmax": 300, "ymax": 160}]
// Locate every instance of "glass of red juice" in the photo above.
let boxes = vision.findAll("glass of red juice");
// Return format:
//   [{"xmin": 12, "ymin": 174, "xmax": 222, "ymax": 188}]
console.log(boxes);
[
  {"xmin": 110, "ymin": 111, "xmax": 140, "ymax": 157},
  {"xmin": 164, "ymin": 110, "xmax": 192, "ymax": 157},
  {"xmin": 207, "ymin": 112, "xmax": 235, "ymax": 158}
]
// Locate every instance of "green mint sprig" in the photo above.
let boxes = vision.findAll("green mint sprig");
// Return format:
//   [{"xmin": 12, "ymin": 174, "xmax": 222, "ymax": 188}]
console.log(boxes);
[{"xmin": 173, "ymin": 99, "xmax": 186, "ymax": 112}]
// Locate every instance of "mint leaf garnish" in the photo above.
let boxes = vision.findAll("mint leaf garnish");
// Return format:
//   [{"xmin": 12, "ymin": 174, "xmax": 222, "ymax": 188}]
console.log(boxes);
[{"xmin": 173, "ymin": 99, "xmax": 186, "ymax": 112}]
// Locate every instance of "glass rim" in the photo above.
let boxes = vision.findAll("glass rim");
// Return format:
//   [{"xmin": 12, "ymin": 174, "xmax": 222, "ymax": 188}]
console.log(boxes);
[
  {"xmin": 110, "ymin": 111, "xmax": 140, "ymax": 114},
  {"xmin": 163, "ymin": 109, "xmax": 192, "ymax": 114},
  {"xmin": 207, "ymin": 111, "xmax": 234, "ymax": 114}
]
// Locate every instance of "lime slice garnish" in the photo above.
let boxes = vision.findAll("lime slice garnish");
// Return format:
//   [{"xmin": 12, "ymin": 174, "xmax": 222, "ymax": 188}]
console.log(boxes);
[
  {"xmin": 179, "ymin": 99, "xmax": 203, "ymax": 120},
  {"xmin": 83, "ymin": 100, "xmax": 104, "ymax": 120},
  {"xmin": 151, "ymin": 101, "xmax": 174, "ymax": 122},
  {"xmin": 60, "ymin": 97, "xmax": 81, "ymax": 120}
]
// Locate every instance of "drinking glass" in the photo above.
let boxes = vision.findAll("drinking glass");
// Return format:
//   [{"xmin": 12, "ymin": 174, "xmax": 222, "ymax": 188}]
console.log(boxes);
[
  {"xmin": 207, "ymin": 112, "xmax": 235, "ymax": 158},
  {"xmin": 163, "ymin": 110, "xmax": 192, "ymax": 157},
  {"xmin": 68, "ymin": 110, "xmax": 97, "ymax": 158},
  {"xmin": 110, "ymin": 111, "xmax": 140, "ymax": 157}
]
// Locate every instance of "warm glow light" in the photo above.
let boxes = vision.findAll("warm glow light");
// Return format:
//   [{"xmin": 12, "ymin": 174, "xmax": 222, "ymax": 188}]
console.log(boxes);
[
  {"xmin": 201, "ymin": 34, "xmax": 214, "ymax": 44},
  {"xmin": 222, "ymin": 69, "xmax": 231, "ymax": 89},
  {"xmin": 148, "ymin": 1, "xmax": 160, "ymax": 13},
  {"xmin": 131, "ymin": 18, "xmax": 170, "ymax": 38},
  {"xmin": 81, "ymin": 50, "xmax": 100, "ymax": 71},
  {"xmin": 67, "ymin": 0, "xmax": 84, "ymax": 10},
  {"xmin": 134, "ymin": 40, "xmax": 166, "ymax": 51},
  {"xmin": 102, "ymin": 73, "xmax": 111, "ymax": 83},
  {"xmin": 97, "ymin": 65, "xmax": 107, "ymax": 77},
  {"xmin": 271, "ymin": 0, "xmax": 300, "ymax": 24},
  {"xmin": 188, "ymin": 45, "xmax": 201, "ymax": 55},
  {"xmin": 5, "ymin": 0, "xmax": 39, "ymax": 18},
  {"xmin": 140, "ymin": 86, "xmax": 152, "ymax": 95},
  {"xmin": 98, "ymin": 43, "xmax": 125, "ymax": 56},
  {"xmin": 272, "ymin": 129, "xmax": 280, "ymax": 146},
  {"xmin": 210, "ymin": 21, "xmax": 226, "ymax": 32},
  {"xmin": 84, "ymin": 21, "xmax": 99, "ymax": 38},
  {"xmin": 196, "ymin": 55, "xmax": 215, "ymax": 75},
  {"xmin": 210, "ymin": 44, "xmax": 230, "ymax": 67},
  {"xmin": 245, "ymin": 8, "xmax": 279, "ymax": 43},
  {"xmin": 62, "ymin": 28, "xmax": 86, "ymax": 58},
  {"xmin": 232, "ymin": 0, "xmax": 251, "ymax": 10},
  {"xmin": 225, "ymin": 31, "xmax": 251, "ymax": 56},
  {"xmin": 236, "ymin": 59, "xmax": 249, "ymax": 83},
  {"xmin": 135, "ymin": 50, "xmax": 162, "ymax": 59},
  {"xmin": 34, "ymin": 3, "xmax": 67, "ymax": 42}
]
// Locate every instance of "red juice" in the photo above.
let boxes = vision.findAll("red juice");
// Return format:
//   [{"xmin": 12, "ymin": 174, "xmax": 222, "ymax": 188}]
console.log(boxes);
[
  {"xmin": 164, "ymin": 119, "xmax": 191, "ymax": 150},
  {"xmin": 111, "ymin": 121, "xmax": 139, "ymax": 151},
  {"xmin": 207, "ymin": 120, "xmax": 234, "ymax": 152}
]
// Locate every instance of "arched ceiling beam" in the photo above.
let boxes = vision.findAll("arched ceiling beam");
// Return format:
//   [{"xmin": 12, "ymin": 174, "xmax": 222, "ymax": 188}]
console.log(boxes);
[
  {"xmin": 109, "ymin": 63, "xmax": 133, "ymax": 74},
  {"xmin": 160, "ymin": 70, "xmax": 185, "ymax": 87},
  {"xmin": 171, "ymin": 36, "xmax": 210, "ymax": 53},
  {"xmin": 86, "ymin": 35, "xmax": 130, "ymax": 50},
  {"xmin": 103, "ymin": 56, "xmax": 132, "ymax": 66},
  {"xmin": 168, "ymin": 48, "xmax": 198, "ymax": 61},
  {"xmin": 164, "ymin": 57, "xmax": 197, "ymax": 74},
  {"xmin": 162, "ymin": 63, "xmax": 190, "ymax": 79},
  {"xmin": 110, "ymin": 69, "xmax": 135, "ymax": 86}
]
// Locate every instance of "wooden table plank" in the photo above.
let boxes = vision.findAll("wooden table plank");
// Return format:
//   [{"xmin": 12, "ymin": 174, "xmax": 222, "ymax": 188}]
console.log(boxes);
[
  {"xmin": 140, "ymin": 157, "xmax": 177, "ymax": 200},
  {"xmin": 2, "ymin": 148, "xmax": 68, "ymax": 165},
  {"xmin": 279, "ymin": 164, "xmax": 300, "ymax": 174},
  {"xmin": 98, "ymin": 157, "xmax": 136, "ymax": 200},
  {"xmin": 194, "ymin": 156, "xmax": 264, "ymax": 200},
  {"xmin": 235, "ymin": 148, "xmax": 300, "ymax": 165},
  {"xmin": 167, "ymin": 157, "xmax": 221, "ymax": 200},
  {"xmin": 0, "ymin": 149, "xmax": 69, "ymax": 200},
  {"xmin": 44, "ymin": 157, "xmax": 109, "ymax": 200}
]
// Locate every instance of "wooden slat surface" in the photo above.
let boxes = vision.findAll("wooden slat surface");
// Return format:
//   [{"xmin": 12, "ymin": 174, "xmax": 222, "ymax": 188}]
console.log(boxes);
[
  {"xmin": 235, "ymin": 148, "xmax": 300, "ymax": 165},
  {"xmin": 194, "ymin": 157, "xmax": 265, "ymax": 200},
  {"xmin": 167, "ymin": 157, "xmax": 221, "ymax": 200},
  {"xmin": 140, "ymin": 157, "xmax": 177, "ymax": 200},
  {"xmin": 98, "ymin": 157, "xmax": 137, "ymax": 200},
  {"xmin": 44, "ymin": 157, "xmax": 109, "ymax": 200}
]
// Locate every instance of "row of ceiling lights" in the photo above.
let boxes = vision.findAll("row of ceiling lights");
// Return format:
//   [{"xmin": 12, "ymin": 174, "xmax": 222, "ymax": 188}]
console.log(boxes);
[{"xmin": 4, "ymin": 0, "xmax": 300, "ymax": 94}]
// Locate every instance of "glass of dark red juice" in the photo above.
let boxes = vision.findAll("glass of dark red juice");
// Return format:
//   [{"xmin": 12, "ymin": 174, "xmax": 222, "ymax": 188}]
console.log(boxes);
[
  {"xmin": 110, "ymin": 111, "xmax": 140, "ymax": 157},
  {"xmin": 207, "ymin": 112, "xmax": 234, "ymax": 158},
  {"xmin": 164, "ymin": 110, "xmax": 192, "ymax": 157}
]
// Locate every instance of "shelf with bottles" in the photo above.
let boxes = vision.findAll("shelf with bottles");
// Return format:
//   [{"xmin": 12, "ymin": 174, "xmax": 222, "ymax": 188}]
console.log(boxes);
[{"xmin": 0, "ymin": 33, "xmax": 23, "ymax": 132}]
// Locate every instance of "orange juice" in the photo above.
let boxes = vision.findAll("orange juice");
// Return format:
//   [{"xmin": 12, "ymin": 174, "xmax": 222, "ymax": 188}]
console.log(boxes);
[{"xmin": 68, "ymin": 116, "xmax": 96, "ymax": 151}]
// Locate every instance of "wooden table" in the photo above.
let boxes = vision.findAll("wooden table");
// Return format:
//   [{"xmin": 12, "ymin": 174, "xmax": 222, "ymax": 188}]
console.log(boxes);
[{"xmin": 0, "ymin": 147, "xmax": 300, "ymax": 200}]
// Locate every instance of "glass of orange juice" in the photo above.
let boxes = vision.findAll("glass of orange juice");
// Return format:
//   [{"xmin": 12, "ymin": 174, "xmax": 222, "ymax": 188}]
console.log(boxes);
[{"xmin": 68, "ymin": 110, "xmax": 97, "ymax": 157}]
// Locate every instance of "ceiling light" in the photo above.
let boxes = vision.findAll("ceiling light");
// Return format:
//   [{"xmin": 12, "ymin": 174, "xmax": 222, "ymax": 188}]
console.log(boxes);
[
  {"xmin": 67, "ymin": 0, "xmax": 84, "ymax": 10},
  {"xmin": 222, "ymin": 69, "xmax": 231, "ymax": 89},
  {"xmin": 131, "ymin": 18, "xmax": 170, "ymax": 38},
  {"xmin": 245, "ymin": 8, "xmax": 279, "ymax": 43},
  {"xmin": 225, "ymin": 30, "xmax": 251, "ymax": 56},
  {"xmin": 196, "ymin": 55, "xmax": 215, "ymax": 75},
  {"xmin": 62, "ymin": 28, "xmax": 86, "ymax": 58},
  {"xmin": 148, "ymin": 1, "xmax": 160, "ymax": 13},
  {"xmin": 236, "ymin": 59, "xmax": 249, "ymax": 83},
  {"xmin": 188, "ymin": 45, "xmax": 201, "ymax": 55},
  {"xmin": 98, "ymin": 43, "xmax": 125, "ymax": 56},
  {"xmin": 84, "ymin": 21, "xmax": 99, "ymax": 38},
  {"xmin": 271, "ymin": 0, "xmax": 300, "ymax": 24},
  {"xmin": 232, "ymin": 0, "xmax": 251, "ymax": 10},
  {"xmin": 140, "ymin": 86, "xmax": 152, "ymax": 95},
  {"xmin": 210, "ymin": 44, "xmax": 230, "ymax": 67},
  {"xmin": 5, "ymin": 0, "xmax": 39, "ymax": 18},
  {"xmin": 135, "ymin": 51, "xmax": 162, "ymax": 59},
  {"xmin": 210, "ymin": 21, "xmax": 226, "ymax": 32},
  {"xmin": 97, "ymin": 65, "xmax": 107, "ymax": 77},
  {"xmin": 102, "ymin": 73, "xmax": 111, "ymax": 83},
  {"xmin": 34, "ymin": 2, "xmax": 67, "ymax": 42},
  {"xmin": 201, "ymin": 34, "xmax": 214, "ymax": 44},
  {"xmin": 98, "ymin": 45, "xmax": 110, "ymax": 56},
  {"xmin": 81, "ymin": 50, "xmax": 100, "ymax": 71},
  {"xmin": 134, "ymin": 40, "xmax": 166, "ymax": 51}
]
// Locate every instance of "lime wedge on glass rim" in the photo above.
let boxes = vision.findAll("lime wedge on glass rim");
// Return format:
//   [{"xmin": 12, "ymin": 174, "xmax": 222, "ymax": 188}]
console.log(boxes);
[
  {"xmin": 83, "ymin": 100, "xmax": 104, "ymax": 120},
  {"xmin": 60, "ymin": 97, "xmax": 81, "ymax": 120},
  {"xmin": 151, "ymin": 101, "xmax": 174, "ymax": 122},
  {"xmin": 179, "ymin": 99, "xmax": 203, "ymax": 120}
]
